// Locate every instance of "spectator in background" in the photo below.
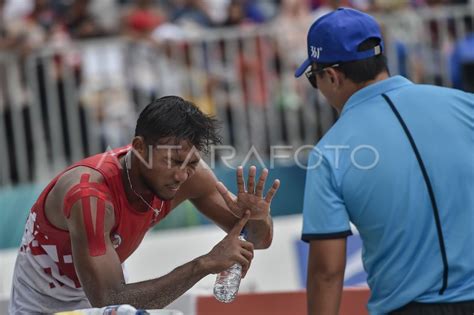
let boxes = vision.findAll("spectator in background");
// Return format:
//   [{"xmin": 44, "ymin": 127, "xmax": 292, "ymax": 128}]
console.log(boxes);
[
  {"xmin": 200, "ymin": 0, "xmax": 274, "ymax": 26},
  {"xmin": 449, "ymin": 17, "xmax": 474, "ymax": 92},
  {"xmin": 371, "ymin": 0, "xmax": 410, "ymax": 11},
  {"xmin": 220, "ymin": 0, "xmax": 269, "ymax": 26},
  {"xmin": 171, "ymin": 0, "xmax": 213, "ymax": 28},
  {"xmin": 121, "ymin": 0, "xmax": 167, "ymax": 115},
  {"xmin": 151, "ymin": 23, "xmax": 188, "ymax": 97},
  {"xmin": 222, "ymin": 0, "xmax": 246, "ymax": 26},
  {"xmin": 0, "ymin": 0, "xmax": 12, "ymax": 49},
  {"xmin": 271, "ymin": 0, "xmax": 313, "ymax": 142},
  {"xmin": 348, "ymin": 0, "xmax": 373, "ymax": 11},
  {"xmin": 220, "ymin": 0, "xmax": 268, "ymax": 108},
  {"xmin": 199, "ymin": 0, "xmax": 230, "ymax": 25},
  {"xmin": 87, "ymin": 0, "xmax": 121, "ymax": 36},
  {"xmin": 5, "ymin": 0, "xmax": 54, "ymax": 54},
  {"xmin": 2, "ymin": 0, "xmax": 58, "ymax": 159},
  {"xmin": 152, "ymin": 22, "xmax": 217, "ymax": 116},
  {"xmin": 422, "ymin": 0, "xmax": 448, "ymax": 6},
  {"xmin": 273, "ymin": 0, "xmax": 313, "ymax": 71},
  {"xmin": 61, "ymin": 0, "xmax": 106, "ymax": 39},
  {"xmin": 0, "ymin": 0, "xmax": 5, "ymax": 118},
  {"xmin": 2, "ymin": 0, "xmax": 34, "ymax": 24},
  {"xmin": 122, "ymin": 0, "xmax": 165, "ymax": 41},
  {"xmin": 224, "ymin": 0, "xmax": 271, "ymax": 153},
  {"xmin": 311, "ymin": 0, "xmax": 347, "ymax": 21},
  {"xmin": 240, "ymin": 0, "xmax": 267, "ymax": 24}
]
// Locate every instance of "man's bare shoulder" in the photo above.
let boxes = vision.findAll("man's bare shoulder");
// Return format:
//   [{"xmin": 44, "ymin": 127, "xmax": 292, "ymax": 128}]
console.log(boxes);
[
  {"xmin": 57, "ymin": 166, "xmax": 106, "ymax": 189},
  {"xmin": 45, "ymin": 166, "xmax": 112, "ymax": 230}
]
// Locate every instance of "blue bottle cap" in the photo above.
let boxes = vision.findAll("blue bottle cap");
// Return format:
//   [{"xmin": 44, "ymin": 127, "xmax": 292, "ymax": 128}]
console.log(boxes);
[{"xmin": 240, "ymin": 228, "xmax": 248, "ymax": 239}]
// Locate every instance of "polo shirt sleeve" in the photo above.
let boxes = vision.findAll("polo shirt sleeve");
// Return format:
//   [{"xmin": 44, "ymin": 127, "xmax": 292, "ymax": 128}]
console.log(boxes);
[{"xmin": 301, "ymin": 149, "xmax": 352, "ymax": 242}]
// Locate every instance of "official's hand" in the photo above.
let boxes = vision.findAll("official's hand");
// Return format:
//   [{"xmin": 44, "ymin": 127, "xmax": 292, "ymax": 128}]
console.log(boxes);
[
  {"xmin": 216, "ymin": 166, "xmax": 280, "ymax": 220},
  {"xmin": 203, "ymin": 211, "xmax": 254, "ymax": 277}
]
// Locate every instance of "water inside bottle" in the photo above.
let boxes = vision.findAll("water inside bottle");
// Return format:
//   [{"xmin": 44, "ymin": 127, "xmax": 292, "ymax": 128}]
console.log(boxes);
[{"xmin": 213, "ymin": 264, "xmax": 242, "ymax": 303}]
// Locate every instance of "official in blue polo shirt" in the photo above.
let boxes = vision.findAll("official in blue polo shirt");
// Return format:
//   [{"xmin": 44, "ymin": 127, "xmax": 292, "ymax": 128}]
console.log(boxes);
[{"xmin": 294, "ymin": 8, "xmax": 474, "ymax": 315}]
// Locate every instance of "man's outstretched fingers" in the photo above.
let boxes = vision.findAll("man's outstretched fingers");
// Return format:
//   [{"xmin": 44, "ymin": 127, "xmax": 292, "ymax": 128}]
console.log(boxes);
[
  {"xmin": 247, "ymin": 166, "xmax": 256, "ymax": 194},
  {"xmin": 255, "ymin": 168, "xmax": 268, "ymax": 197},
  {"xmin": 264, "ymin": 179, "xmax": 281, "ymax": 203},
  {"xmin": 236, "ymin": 166, "xmax": 245, "ymax": 193}
]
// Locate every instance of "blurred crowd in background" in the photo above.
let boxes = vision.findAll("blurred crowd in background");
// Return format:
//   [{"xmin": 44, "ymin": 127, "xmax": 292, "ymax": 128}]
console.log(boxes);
[
  {"xmin": 0, "ymin": 0, "xmax": 472, "ymax": 54},
  {"xmin": 0, "ymin": 0, "xmax": 473, "ymax": 186}
]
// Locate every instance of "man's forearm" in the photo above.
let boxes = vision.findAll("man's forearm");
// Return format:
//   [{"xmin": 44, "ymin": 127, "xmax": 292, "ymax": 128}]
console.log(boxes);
[
  {"xmin": 307, "ymin": 272, "xmax": 344, "ymax": 315},
  {"xmin": 245, "ymin": 215, "xmax": 273, "ymax": 249},
  {"xmin": 103, "ymin": 256, "xmax": 210, "ymax": 309}
]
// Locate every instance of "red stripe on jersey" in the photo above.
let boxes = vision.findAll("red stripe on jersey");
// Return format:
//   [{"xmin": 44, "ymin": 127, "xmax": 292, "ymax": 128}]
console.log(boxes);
[
  {"xmin": 63, "ymin": 174, "xmax": 111, "ymax": 218},
  {"xmin": 80, "ymin": 181, "xmax": 106, "ymax": 256},
  {"xmin": 64, "ymin": 174, "xmax": 108, "ymax": 256}
]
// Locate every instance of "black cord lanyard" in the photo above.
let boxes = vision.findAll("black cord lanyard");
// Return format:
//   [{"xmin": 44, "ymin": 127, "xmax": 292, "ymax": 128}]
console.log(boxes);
[{"xmin": 381, "ymin": 93, "xmax": 448, "ymax": 295}]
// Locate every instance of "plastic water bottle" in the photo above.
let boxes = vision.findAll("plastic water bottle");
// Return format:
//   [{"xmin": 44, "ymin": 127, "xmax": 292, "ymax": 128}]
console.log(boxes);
[
  {"xmin": 59, "ymin": 305, "xmax": 149, "ymax": 315},
  {"xmin": 102, "ymin": 304, "xmax": 143, "ymax": 314},
  {"xmin": 213, "ymin": 234, "xmax": 246, "ymax": 303}
]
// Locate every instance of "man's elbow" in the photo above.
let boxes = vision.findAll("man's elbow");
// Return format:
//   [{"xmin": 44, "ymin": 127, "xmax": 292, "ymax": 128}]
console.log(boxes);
[{"xmin": 255, "ymin": 231, "xmax": 273, "ymax": 249}]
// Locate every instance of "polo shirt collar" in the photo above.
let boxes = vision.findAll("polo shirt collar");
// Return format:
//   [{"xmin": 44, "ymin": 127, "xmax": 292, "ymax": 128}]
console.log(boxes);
[{"xmin": 341, "ymin": 75, "xmax": 413, "ymax": 116}]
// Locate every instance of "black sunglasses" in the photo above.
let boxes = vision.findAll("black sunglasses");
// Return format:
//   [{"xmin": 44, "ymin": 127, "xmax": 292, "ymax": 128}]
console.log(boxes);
[{"xmin": 304, "ymin": 64, "xmax": 340, "ymax": 89}]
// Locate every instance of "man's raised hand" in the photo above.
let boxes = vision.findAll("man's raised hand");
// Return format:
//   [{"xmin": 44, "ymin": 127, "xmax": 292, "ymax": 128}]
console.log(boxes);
[{"xmin": 216, "ymin": 166, "xmax": 280, "ymax": 220}]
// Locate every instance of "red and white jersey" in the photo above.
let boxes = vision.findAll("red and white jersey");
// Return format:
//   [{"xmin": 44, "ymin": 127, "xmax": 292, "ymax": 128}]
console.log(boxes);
[{"xmin": 10, "ymin": 146, "xmax": 172, "ymax": 313}]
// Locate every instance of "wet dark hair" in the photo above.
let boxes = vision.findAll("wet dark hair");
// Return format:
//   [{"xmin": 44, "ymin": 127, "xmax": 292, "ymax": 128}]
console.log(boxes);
[
  {"xmin": 317, "ymin": 38, "xmax": 389, "ymax": 83},
  {"xmin": 135, "ymin": 96, "xmax": 221, "ymax": 153}
]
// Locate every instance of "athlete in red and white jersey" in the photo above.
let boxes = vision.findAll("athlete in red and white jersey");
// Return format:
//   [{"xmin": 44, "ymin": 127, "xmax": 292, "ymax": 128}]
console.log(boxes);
[{"xmin": 9, "ymin": 96, "xmax": 280, "ymax": 314}]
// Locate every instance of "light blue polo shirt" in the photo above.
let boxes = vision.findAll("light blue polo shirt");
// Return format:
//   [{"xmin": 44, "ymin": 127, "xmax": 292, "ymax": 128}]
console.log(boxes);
[{"xmin": 301, "ymin": 76, "xmax": 474, "ymax": 314}]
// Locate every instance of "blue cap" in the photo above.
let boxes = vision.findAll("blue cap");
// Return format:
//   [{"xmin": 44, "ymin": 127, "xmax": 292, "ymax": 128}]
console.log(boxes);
[
  {"xmin": 240, "ymin": 228, "xmax": 248, "ymax": 240},
  {"xmin": 294, "ymin": 8, "xmax": 384, "ymax": 77}
]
